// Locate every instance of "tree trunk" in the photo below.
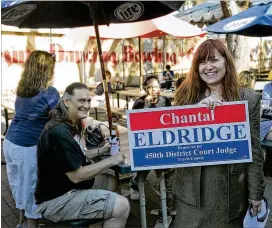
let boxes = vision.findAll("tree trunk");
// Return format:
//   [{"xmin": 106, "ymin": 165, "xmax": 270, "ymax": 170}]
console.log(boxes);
[{"xmin": 220, "ymin": 1, "xmax": 251, "ymax": 74}]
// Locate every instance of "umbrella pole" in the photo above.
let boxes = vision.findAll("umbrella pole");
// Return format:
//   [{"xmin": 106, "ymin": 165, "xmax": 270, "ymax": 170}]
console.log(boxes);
[
  {"xmin": 259, "ymin": 37, "xmax": 262, "ymax": 74},
  {"xmin": 49, "ymin": 28, "xmax": 52, "ymax": 52},
  {"xmin": 122, "ymin": 39, "xmax": 125, "ymax": 83},
  {"xmin": 92, "ymin": 8, "xmax": 113, "ymax": 133},
  {"xmin": 139, "ymin": 36, "xmax": 144, "ymax": 93},
  {"xmin": 162, "ymin": 36, "xmax": 165, "ymax": 72}
]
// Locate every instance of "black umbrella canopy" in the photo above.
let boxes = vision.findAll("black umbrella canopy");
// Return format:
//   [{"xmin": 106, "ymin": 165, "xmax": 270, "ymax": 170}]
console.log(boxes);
[{"xmin": 1, "ymin": 1, "xmax": 184, "ymax": 28}]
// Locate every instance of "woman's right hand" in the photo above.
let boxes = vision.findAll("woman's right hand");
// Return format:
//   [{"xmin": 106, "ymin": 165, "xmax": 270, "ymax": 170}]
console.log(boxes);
[
  {"xmin": 199, "ymin": 97, "xmax": 223, "ymax": 110},
  {"xmin": 111, "ymin": 152, "xmax": 126, "ymax": 165}
]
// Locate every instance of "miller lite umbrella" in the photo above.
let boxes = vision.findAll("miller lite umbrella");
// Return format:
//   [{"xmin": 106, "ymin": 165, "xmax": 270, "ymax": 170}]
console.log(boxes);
[
  {"xmin": 204, "ymin": 2, "xmax": 272, "ymax": 37},
  {"xmin": 1, "ymin": 1, "xmax": 184, "ymax": 132}
]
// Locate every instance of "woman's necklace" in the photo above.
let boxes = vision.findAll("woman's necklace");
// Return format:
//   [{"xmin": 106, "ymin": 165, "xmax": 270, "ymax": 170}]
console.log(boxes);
[{"xmin": 205, "ymin": 88, "xmax": 223, "ymax": 100}]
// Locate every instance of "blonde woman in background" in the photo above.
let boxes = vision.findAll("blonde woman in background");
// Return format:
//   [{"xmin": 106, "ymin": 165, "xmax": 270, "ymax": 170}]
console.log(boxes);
[
  {"xmin": 3, "ymin": 51, "xmax": 60, "ymax": 228},
  {"xmin": 238, "ymin": 70, "xmax": 255, "ymax": 88}
]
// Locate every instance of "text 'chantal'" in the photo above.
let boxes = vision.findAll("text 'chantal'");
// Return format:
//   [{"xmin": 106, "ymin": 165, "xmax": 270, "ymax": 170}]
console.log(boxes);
[{"xmin": 160, "ymin": 110, "xmax": 215, "ymax": 125}]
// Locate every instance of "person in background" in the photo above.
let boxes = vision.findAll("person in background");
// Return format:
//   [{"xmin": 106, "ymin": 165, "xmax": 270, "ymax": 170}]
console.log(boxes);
[
  {"xmin": 3, "ymin": 51, "xmax": 60, "ymax": 228},
  {"xmin": 175, "ymin": 77, "xmax": 184, "ymax": 90},
  {"xmin": 162, "ymin": 65, "xmax": 174, "ymax": 89},
  {"xmin": 238, "ymin": 70, "xmax": 255, "ymax": 88},
  {"xmin": 91, "ymin": 70, "xmax": 113, "ymax": 107},
  {"xmin": 262, "ymin": 69, "xmax": 272, "ymax": 107},
  {"xmin": 261, "ymin": 69, "xmax": 272, "ymax": 141},
  {"xmin": 35, "ymin": 82, "xmax": 130, "ymax": 228},
  {"xmin": 129, "ymin": 76, "xmax": 171, "ymax": 200},
  {"xmin": 173, "ymin": 39, "xmax": 265, "ymax": 228}
]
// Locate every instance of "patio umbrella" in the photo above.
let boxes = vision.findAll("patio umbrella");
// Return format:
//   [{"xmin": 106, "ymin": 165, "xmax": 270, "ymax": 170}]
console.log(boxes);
[
  {"xmin": 204, "ymin": 2, "xmax": 272, "ymax": 37},
  {"xmin": 63, "ymin": 11, "xmax": 206, "ymax": 91},
  {"xmin": 64, "ymin": 11, "xmax": 206, "ymax": 40},
  {"xmin": 1, "ymin": 1, "xmax": 184, "ymax": 132},
  {"xmin": 174, "ymin": 0, "xmax": 223, "ymax": 26}
]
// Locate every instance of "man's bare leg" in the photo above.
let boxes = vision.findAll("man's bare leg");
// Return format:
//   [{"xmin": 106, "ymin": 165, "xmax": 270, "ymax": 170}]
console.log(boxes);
[
  {"xmin": 103, "ymin": 195, "xmax": 130, "ymax": 228},
  {"xmin": 19, "ymin": 210, "xmax": 25, "ymax": 226},
  {"xmin": 89, "ymin": 221, "xmax": 104, "ymax": 228},
  {"xmin": 27, "ymin": 219, "xmax": 39, "ymax": 228},
  {"xmin": 105, "ymin": 174, "xmax": 117, "ymax": 192}
]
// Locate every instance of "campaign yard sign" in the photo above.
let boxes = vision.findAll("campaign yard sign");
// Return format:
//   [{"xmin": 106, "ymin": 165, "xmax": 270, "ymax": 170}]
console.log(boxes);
[{"xmin": 126, "ymin": 101, "xmax": 252, "ymax": 171}]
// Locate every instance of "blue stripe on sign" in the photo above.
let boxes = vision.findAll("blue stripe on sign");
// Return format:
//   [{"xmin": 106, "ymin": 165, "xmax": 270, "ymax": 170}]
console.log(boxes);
[{"xmin": 132, "ymin": 140, "xmax": 249, "ymax": 167}]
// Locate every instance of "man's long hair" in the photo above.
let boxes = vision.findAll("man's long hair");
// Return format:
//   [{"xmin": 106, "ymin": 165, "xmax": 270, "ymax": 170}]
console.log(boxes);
[
  {"xmin": 174, "ymin": 39, "xmax": 240, "ymax": 106},
  {"xmin": 45, "ymin": 82, "xmax": 88, "ymax": 132},
  {"xmin": 16, "ymin": 50, "xmax": 55, "ymax": 97}
]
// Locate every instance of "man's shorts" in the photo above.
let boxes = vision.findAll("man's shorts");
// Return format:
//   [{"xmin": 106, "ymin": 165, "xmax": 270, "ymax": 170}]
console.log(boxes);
[{"xmin": 36, "ymin": 174, "xmax": 117, "ymax": 223}]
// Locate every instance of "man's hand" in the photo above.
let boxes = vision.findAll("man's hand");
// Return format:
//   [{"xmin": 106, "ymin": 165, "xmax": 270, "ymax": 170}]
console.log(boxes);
[
  {"xmin": 145, "ymin": 95, "xmax": 153, "ymax": 102},
  {"xmin": 249, "ymin": 200, "xmax": 262, "ymax": 216},
  {"xmin": 111, "ymin": 152, "xmax": 126, "ymax": 166},
  {"xmin": 199, "ymin": 97, "xmax": 223, "ymax": 110},
  {"xmin": 145, "ymin": 95, "xmax": 158, "ymax": 105},
  {"xmin": 99, "ymin": 142, "xmax": 111, "ymax": 155}
]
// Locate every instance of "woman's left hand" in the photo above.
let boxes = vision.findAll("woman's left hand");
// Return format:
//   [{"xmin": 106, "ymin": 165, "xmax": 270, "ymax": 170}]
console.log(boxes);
[
  {"xmin": 249, "ymin": 199, "xmax": 262, "ymax": 216},
  {"xmin": 199, "ymin": 97, "xmax": 223, "ymax": 110}
]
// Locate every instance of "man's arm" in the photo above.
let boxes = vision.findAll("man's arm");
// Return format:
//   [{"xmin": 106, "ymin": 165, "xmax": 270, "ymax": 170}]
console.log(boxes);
[
  {"xmin": 132, "ymin": 98, "xmax": 145, "ymax": 109},
  {"xmin": 66, "ymin": 153, "xmax": 124, "ymax": 184},
  {"xmin": 85, "ymin": 143, "xmax": 110, "ymax": 159}
]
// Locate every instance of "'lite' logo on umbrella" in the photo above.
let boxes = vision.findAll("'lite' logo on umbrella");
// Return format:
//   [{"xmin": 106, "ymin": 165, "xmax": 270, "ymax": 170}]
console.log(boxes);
[
  {"xmin": 114, "ymin": 2, "xmax": 144, "ymax": 22},
  {"xmin": 223, "ymin": 17, "xmax": 256, "ymax": 31},
  {"xmin": 2, "ymin": 4, "xmax": 36, "ymax": 22}
]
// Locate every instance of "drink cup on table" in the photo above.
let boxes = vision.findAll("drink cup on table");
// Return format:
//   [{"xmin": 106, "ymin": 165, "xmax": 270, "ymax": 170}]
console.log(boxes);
[{"xmin": 109, "ymin": 123, "xmax": 120, "ymax": 156}]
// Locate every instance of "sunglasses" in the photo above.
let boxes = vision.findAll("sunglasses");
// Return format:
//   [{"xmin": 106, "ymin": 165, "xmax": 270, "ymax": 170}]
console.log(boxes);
[{"xmin": 146, "ymin": 86, "xmax": 160, "ymax": 90}]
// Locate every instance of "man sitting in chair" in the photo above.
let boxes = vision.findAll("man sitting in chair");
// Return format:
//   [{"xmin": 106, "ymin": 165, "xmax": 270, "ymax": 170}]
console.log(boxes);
[{"xmin": 35, "ymin": 82, "xmax": 130, "ymax": 228}]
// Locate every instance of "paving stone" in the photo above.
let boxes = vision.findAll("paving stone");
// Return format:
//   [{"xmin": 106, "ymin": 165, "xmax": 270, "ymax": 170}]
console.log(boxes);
[
  {"xmin": 1, "ymin": 205, "xmax": 14, "ymax": 217},
  {"xmin": 1, "ymin": 220, "xmax": 9, "ymax": 228},
  {"xmin": 13, "ymin": 209, "xmax": 20, "ymax": 219},
  {"xmin": 2, "ymin": 184, "xmax": 7, "ymax": 191},
  {"xmin": 2, "ymin": 181, "xmax": 11, "ymax": 192},
  {"xmin": 8, "ymin": 201, "xmax": 16, "ymax": 210},
  {"xmin": 1, "ymin": 165, "xmax": 8, "ymax": 181},
  {"xmin": 1, "ymin": 190, "xmax": 11, "ymax": 197},
  {"xmin": 3, "ymin": 214, "xmax": 18, "ymax": 228},
  {"xmin": 3, "ymin": 195, "xmax": 14, "ymax": 203},
  {"xmin": 2, "ymin": 198, "xmax": 8, "ymax": 207}
]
